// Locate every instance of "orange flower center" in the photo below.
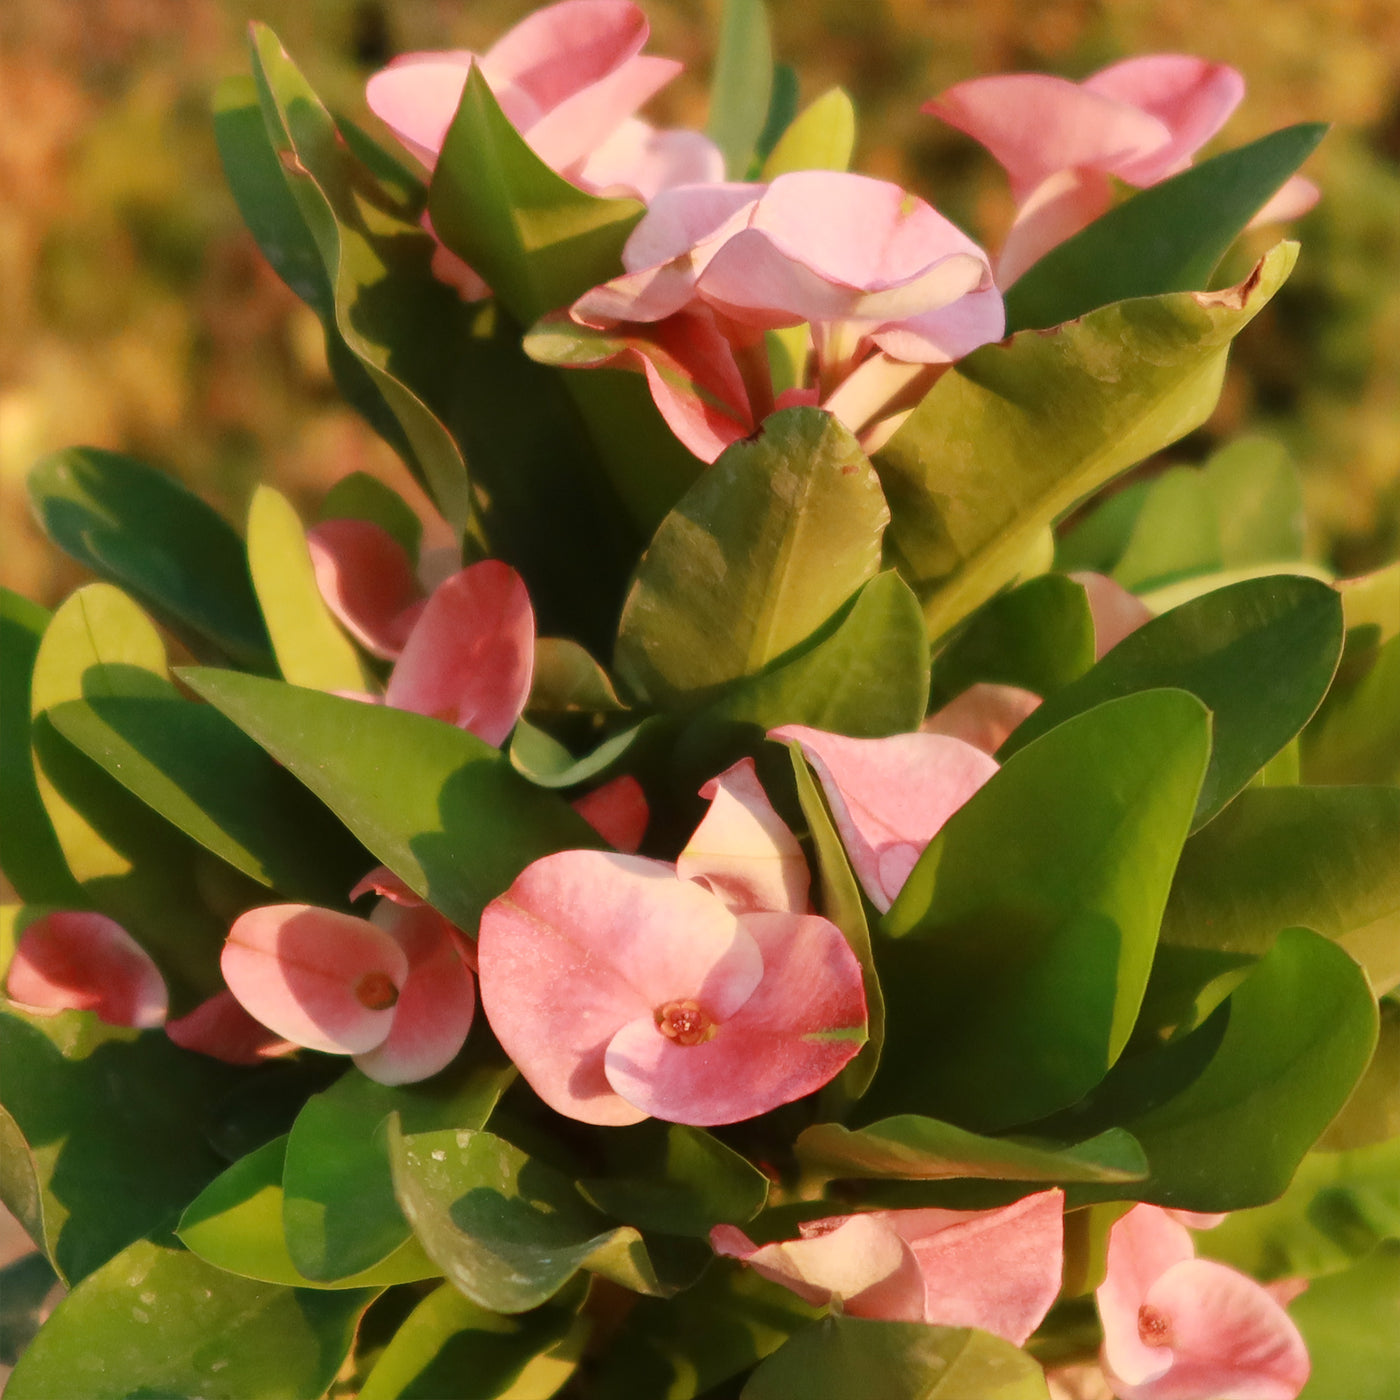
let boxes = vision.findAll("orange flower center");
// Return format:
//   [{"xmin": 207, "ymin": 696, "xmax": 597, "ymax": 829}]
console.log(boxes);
[
  {"xmin": 355, "ymin": 970, "xmax": 400, "ymax": 1010},
  {"xmin": 655, "ymin": 999, "xmax": 715, "ymax": 1046},
  {"xmin": 1137, "ymin": 1303, "xmax": 1173, "ymax": 1349}
]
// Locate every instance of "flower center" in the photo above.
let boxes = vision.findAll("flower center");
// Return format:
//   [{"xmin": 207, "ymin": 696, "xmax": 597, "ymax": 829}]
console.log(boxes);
[
  {"xmin": 355, "ymin": 970, "xmax": 399, "ymax": 1010},
  {"xmin": 1137, "ymin": 1303, "xmax": 1173, "ymax": 1349},
  {"xmin": 655, "ymin": 999, "xmax": 715, "ymax": 1046}
]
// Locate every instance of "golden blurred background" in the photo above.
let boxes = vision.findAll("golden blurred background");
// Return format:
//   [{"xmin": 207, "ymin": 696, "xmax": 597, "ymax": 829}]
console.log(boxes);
[{"xmin": 3, "ymin": 0, "xmax": 1398, "ymax": 610}]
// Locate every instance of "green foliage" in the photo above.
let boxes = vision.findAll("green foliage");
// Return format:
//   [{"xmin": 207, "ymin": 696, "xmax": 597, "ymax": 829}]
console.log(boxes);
[
  {"xmin": 707, "ymin": 0, "xmax": 775, "ymax": 179},
  {"xmin": 762, "ymin": 87, "xmax": 857, "ymax": 177},
  {"xmin": 1291, "ymin": 1243, "xmax": 1400, "ymax": 1400}
]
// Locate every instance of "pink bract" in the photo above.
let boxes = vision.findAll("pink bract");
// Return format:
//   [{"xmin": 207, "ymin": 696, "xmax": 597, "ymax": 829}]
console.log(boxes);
[
  {"xmin": 5, "ymin": 911, "xmax": 167, "ymax": 1029},
  {"xmin": 1097, "ymin": 1204, "xmax": 1310, "ymax": 1400},
  {"xmin": 222, "ymin": 899, "xmax": 475, "ymax": 1086},
  {"xmin": 570, "ymin": 773, "xmax": 650, "ymax": 853},
  {"xmin": 477, "ymin": 850, "xmax": 866, "ymax": 1126},
  {"xmin": 306, "ymin": 518, "xmax": 426, "ymax": 661},
  {"xmin": 712, "ymin": 1188, "xmax": 1064, "ymax": 1344},
  {"xmin": 166, "ymin": 989, "xmax": 297, "ymax": 1065},
  {"xmin": 771, "ymin": 724, "xmax": 999, "ymax": 912}
]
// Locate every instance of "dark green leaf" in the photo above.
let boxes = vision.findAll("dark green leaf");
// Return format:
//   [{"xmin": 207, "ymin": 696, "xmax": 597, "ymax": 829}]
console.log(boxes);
[
  {"xmin": 874, "ymin": 243, "xmax": 1297, "ymax": 640},
  {"xmin": 1001, "ymin": 575, "xmax": 1344, "ymax": 828},
  {"xmin": 616, "ymin": 408, "xmax": 889, "ymax": 707},
  {"xmin": 743, "ymin": 1317, "xmax": 1051, "ymax": 1400},
  {"xmin": 1005, "ymin": 124, "xmax": 1326, "ymax": 331},
  {"xmin": 388, "ymin": 1123, "xmax": 665, "ymax": 1313},
  {"xmin": 0, "ymin": 1008, "xmax": 242, "ymax": 1285},
  {"xmin": 528, "ymin": 638, "xmax": 628, "ymax": 714},
  {"xmin": 27, "ymin": 447, "xmax": 270, "ymax": 668},
  {"xmin": 796, "ymin": 1118, "xmax": 1146, "ymax": 1184},
  {"xmin": 871, "ymin": 690, "xmax": 1211, "ymax": 1131},
  {"xmin": 0, "ymin": 1250, "xmax": 58, "ymax": 1369},
  {"xmin": 707, "ymin": 0, "xmax": 774, "ymax": 179},
  {"xmin": 282, "ymin": 1053, "xmax": 514, "ymax": 1282},
  {"xmin": 5, "ymin": 1240, "xmax": 374, "ymax": 1400},
  {"xmin": 179, "ymin": 667, "xmax": 599, "ymax": 932},
  {"xmin": 358, "ymin": 1279, "xmax": 587, "ymax": 1400}
]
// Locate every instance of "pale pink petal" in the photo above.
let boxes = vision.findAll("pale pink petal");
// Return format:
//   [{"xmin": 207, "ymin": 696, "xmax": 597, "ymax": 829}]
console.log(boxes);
[
  {"xmin": 6, "ymin": 911, "xmax": 167, "ymax": 1029},
  {"xmin": 165, "ymin": 989, "xmax": 297, "ymax": 1064},
  {"xmin": 883, "ymin": 1189, "xmax": 1065, "ymax": 1344},
  {"xmin": 353, "ymin": 904, "xmax": 476, "ymax": 1085},
  {"xmin": 677, "ymin": 758, "xmax": 810, "ymax": 914},
  {"xmin": 570, "ymin": 774, "xmax": 650, "ymax": 853},
  {"xmin": 1083, "ymin": 56, "xmax": 1245, "ymax": 186},
  {"xmin": 926, "ymin": 75, "xmax": 1173, "ymax": 200},
  {"xmin": 711, "ymin": 1215, "xmax": 925, "ymax": 1319},
  {"xmin": 1070, "ymin": 571, "xmax": 1154, "ymax": 658},
  {"xmin": 222, "ymin": 905, "xmax": 407, "ymax": 1056},
  {"xmin": 307, "ymin": 518, "xmax": 426, "ymax": 661},
  {"xmin": 922, "ymin": 683, "xmax": 1043, "ymax": 755},
  {"xmin": 366, "ymin": 56, "xmax": 480, "ymax": 169},
  {"xmin": 1099, "ymin": 1205, "xmax": 1199, "ymax": 1389},
  {"xmin": 771, "ymin": 725, "xmax": 999, "ymax": 912},
  {"xmin": 994, "ymin": 168, "xmax": 1117, "ymax": 286},
  {"xmin": 478, "ymin": 852, "xmax": 764, "ymax": 1125},
  {"xmin": 821, "ymin": 355, "xmax": 933, "ymax": 437},
  {"xmin": 618, "ymin": 182, "xmax": 761, "ymax": 275},
  {"xmin": 1247, "ymin": 175, "xmax": 1319, "ymax": 227},
  {"xmin": 349, "ymin": 865, "xmax": 425, "ymax": 907},
  {"xmin": 579, "ymin": 119, "xmax": 726, "ymax": 199},
  {"xmin": 385, "ymin": 560, "xmax": 535, "ymax": 747},
  {"xmin": 1165, "ymin": 1210, "xmax": 1228, "ymax": 1231},
  {"xmin": 869, "ymin": 282, "xmax": 1006, "ymax": 362},
  {"xmin": 1113, "ymin": 1258, "xmax": 1310, "ymax": 1400},
  {"xmin": 602, "ymin": 909, "xmax": 866, "ymax": 1124}
]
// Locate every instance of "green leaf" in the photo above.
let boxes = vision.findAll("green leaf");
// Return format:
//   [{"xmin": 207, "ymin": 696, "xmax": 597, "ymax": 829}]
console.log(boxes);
[
  {"xmin": 0, "ymin": 1250, "xmax": 57, "ymax": 1369},
  {"xmin": 388, "ymin": 1123, "xmax": 665, "ymax": 1314},
  {"xmin": 1075, "ymin": 927, "xmax": 1379, "ymax": 1211},
  {"xmin": 509, "ymin": 717, "xmax": 655, "ymax": 790},
  {"xmin": 874, "ymin": 243, "xmax": 1297, "ymax": 640},
  {"xmin": 429, "ymin": 66, "xmax": 644, "ymax": 329},
  {"xmin": 318, "ymin": 470, "xmax": 423, "ymax": 565},
  {"xmin": 616, "ymin": 408, "xmax": 889, "ymax": 707},
  {"xmin": 762, "ymin": 87, "xmax": 856, "ymax": 177},
  {"xmin": 358, "ymin": 1279, "xmax": 588, "ymax": 1400},
  {"xmin": 5, "ymin": 1240, "xmax": 374, "ymax": 1400},
  {"xmin": 1291, "ymin": 1242, "xmax": 1400, "ymax": 1400},
  {"xmin": 177, "ymin": 1135, "xmax": 439, "ymax": 1289},
  {"xmin": 1142, "ymin": 785, "xmax": 1400, "ymax": 1032},
  {"xmin": 246, "ymin": 485, "xmax": 371, "ymax": 692},
  {"xmin": 1001, "ymin": 575, "xmax": 1344, "ymax": 828},
  {"xmin": 282, "ymin": 1052, "xmax": 514, "ymax": 1282},
  {"xmin": 742, "ymin": 1317, "xmax": 1052, "ymax": 1400},
  {"xmin": 179, "ymin": 667, "xmax": 599, "ymax": 931},
  {"xmin": 0, "ymin": 1008, "xmax": 242, "ymax": 1285},
  {"xmin": 577, "ymin": 1121, "xmax": 770, "ymax": 1237},
  {"xmin": 754, "ymin": 62, "xmax": 801, "ymax": 166},
  {"xmin": 795, "ymin": 1117, "xmax": 1147, "ymax": 1185},
  {"xmin": 1005, "ymin": 123, "xmax": 1327, "ymax": 331},
  {"xmin": 29, "ymin": 586, "xmax": 228, "ymax": 1002},
  {"xmin": 27, "ymin": 447, "xmax": 271, "ymax": 668},
  {"xmin": 789, "ymin": 745, "xmax": 884, "ymax": 1101},
  {"xmin": 0, "ymin": 591, "xmax": 79, "ymax": 904},
  {"xmin": 45, "ymin": 695, "xmax": 368, "ymax": 908},
  {"xmin": 528, "ymin": 638, "xmax": 628, "ymax": 713},
  {"xmin": 929, "ymin": 574, "xmax": 1096, "ymax": 706},
  {"xmin": 707, "ymin": 0, "xmax": 774, "ymax": 179},
  {"xmin": 1304, "ymin": 633, "xmax": 1400, "ymax": 785},
  {"xmin": 872, "ymin": 689, "xmax": 1212, "ymax": 1131},
  {"xmin": 1317, "ymin": 995, "xmax": 1400, "ymax": 1151}
]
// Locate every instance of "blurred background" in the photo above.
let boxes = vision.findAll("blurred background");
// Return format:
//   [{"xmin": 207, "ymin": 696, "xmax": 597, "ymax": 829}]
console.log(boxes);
[{"xmin": 3, "ymin": 0, "xmax": 1398, "ymax": 610}]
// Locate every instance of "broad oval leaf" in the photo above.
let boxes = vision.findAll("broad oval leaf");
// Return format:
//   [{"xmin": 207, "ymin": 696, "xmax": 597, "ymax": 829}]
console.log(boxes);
[
  {"xmin": 874, "ymin": 242, "xmax": 1297, "ymax": 640},
  {"xmin": 615, "ymin": 408, "xmax": 889, "ymax": 707},
  {"xmin": 872, "ymin": 689, "xmax": 1212, "ymax": 1131},
  {"xmin": 1001, "ymin": 574, "xmax": 1344, "ymax": 827}
]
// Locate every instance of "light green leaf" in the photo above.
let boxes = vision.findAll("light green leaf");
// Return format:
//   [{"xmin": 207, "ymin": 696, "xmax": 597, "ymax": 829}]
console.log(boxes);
[
  {"xmin": 615, "ymin": 408, "xmax": 889, "ymax": 707},
  {"xmin": 1292, "ymin": 1242, "xmax": 1400, "ymax": 1400},
  {"xmin": 6, "ymin": 1240, "xmax": 374, "ymax": 1400},
  {"xmin": 707, "ymin": 0, "xmax": 774, "ymax": 179},
  {"xmin": 874, "ymin": 243, "xmax": 1297, "ymax": 640},
  {"xmin": 762, "ymin": 87, "xmax": 856, "ymax": 177},
  {"xmin": 873, "ymin": 690, "xmax": 1211, "ymax": 1131},
  {"xmin": 1004, "ymin": 124, "xmax": 1326, "ymax": 331},
  {"xmin": 246, "ymin": 485, "xmax": 371, "ymax": 692},
  {"xmin": 1317, "ymin": 996, "xmax": 1400, "ymax": 1150},
  {"xmin": 179, "ymin": 667, "xmax": 598, "ymax": 931},
  {"xmin": 1304, "ymin": 633, "xmax": 1400, "ymax": 785},
  {"xmin": 528, "ymin": 638, "xmax": 628, "ymax": 713}
]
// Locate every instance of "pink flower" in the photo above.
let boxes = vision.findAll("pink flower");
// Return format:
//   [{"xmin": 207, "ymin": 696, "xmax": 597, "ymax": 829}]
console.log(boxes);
[
  {"xmin": 1096, "ymin": 1205, "xmax": 1309, "ymax": 1400},
  {"xmin": 477, "ymin": 760, "xmax": 865, "ymax": 1125},
  {"xmin": 771, "ymin": 724, "xmax": 999, "ymax": 912},
  {"xmin": 166, "ymin": 990, "xmax": 297, "ymax": 1065},
  {"xmin": 712, "ymin": 1188, "xmax": 1065, "ymax": 1344},
  {"xmin": 926, "ymin": 56, "xmax": 1319, "ymax": 284},
  {"xmin": 569, "ymin": 773, "xmax": 650, "ymax": 853},
  {"xmin": 5, "ymin": 911, "xmax": 167, "ymax": 1028},
  {"xmin": 306, "ymin": 518, "xmax": 429, "ymax": 661},
  {"xmin": 545, "ymin": 171, "xmax": 1004, "ymax": 461},
  {"xmin": 221, "ymin": 881, "xmax": 476, "ymax": 1086}
]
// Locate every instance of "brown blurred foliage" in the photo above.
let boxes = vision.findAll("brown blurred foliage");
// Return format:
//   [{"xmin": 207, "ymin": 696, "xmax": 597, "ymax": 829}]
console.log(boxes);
[{"xmin": 3, "ymin": 0, "xmax": 1398, "ymax": 608}]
